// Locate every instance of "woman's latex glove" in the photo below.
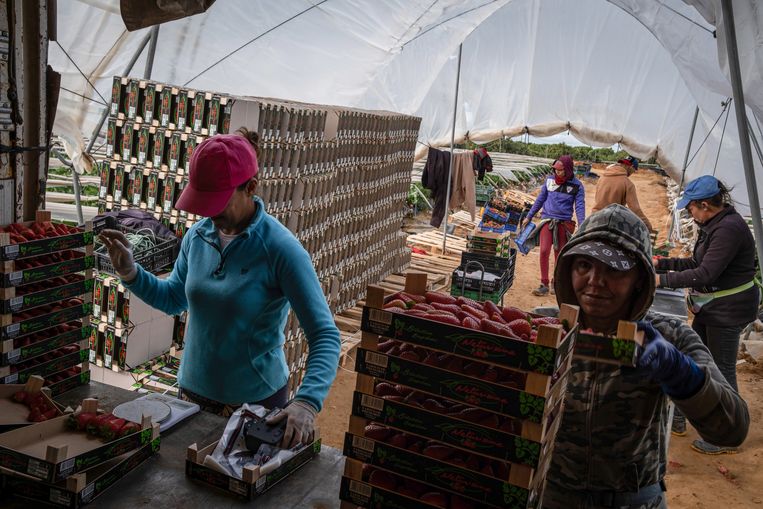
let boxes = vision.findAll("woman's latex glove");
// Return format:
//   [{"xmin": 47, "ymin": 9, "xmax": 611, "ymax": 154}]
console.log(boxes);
[
  {"xmin": 637, "ymin": 321, "xmax": 705, "ymax": 399},
  {"xmin": 266, "ymin": 400, "xmax": 316, "ymax": 449},
  {"xmin": 98, "ymin": 229, "xmax": 137, "ymax": 281}
]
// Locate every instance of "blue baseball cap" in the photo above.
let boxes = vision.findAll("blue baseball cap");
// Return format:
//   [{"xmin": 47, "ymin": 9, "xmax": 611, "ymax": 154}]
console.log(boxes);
[{"xmin": 676, "ymin": 175, "xmax": 721, "ymax": 209}]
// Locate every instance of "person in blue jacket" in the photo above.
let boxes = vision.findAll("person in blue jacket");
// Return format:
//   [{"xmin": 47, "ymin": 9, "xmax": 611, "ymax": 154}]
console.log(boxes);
[
  {"xmin": 99, "ymin": 130, "xmax": 341, "ymax": 448},
  {"xmin": 523, "ymin": 155, "xmax": 586, "ymax": 296}
]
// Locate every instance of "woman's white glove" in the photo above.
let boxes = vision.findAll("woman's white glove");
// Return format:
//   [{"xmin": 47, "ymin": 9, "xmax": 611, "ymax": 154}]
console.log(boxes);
[
  {"xmin": 266, "ymin": 400, "xmax": 316, "ymax": 449},
  {"xmin": 98, "ymin": 229, "xmax": 137, "ymax": 281}
]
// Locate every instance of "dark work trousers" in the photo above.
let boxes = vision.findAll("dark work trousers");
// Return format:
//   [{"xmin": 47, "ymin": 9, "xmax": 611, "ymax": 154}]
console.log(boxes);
[
  {"xmin": 179, "ymin": 384, "xmax": 289, "ymax": 417},
  {"xmin": 673, "ymin": 321, "xmax": 744, "ymax": 425}
]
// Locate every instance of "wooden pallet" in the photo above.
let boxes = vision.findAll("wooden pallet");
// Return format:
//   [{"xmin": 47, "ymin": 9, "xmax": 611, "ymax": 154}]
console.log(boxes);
[{"xmin": 406, "ymin": 229, "xmax": 467, "ymax": 255}]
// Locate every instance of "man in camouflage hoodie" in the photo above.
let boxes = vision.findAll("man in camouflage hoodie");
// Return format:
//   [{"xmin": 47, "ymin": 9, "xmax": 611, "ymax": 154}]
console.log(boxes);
[{"xmin": 542, "ymin": 204, "xmax": 749, "ymax": 509}]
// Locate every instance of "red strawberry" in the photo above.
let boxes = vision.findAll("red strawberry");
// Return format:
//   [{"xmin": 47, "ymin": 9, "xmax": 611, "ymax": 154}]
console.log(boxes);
[
  {"xmin": 425, "ymin": 292, "xmax": 457, "ymax": 305},
  {"xmin": 461, "ymin": 316, "xmax": 480, "ymax": 330},
  {"xmin": 501, "ymin": 306, "xmax": 528, "ymax": 323},
  {"xmin": 508, "ymin": 319, "xmax": 532, "ymax": 338},
  {"xmin": 483, "ymin": 300, "xmax": 501, "ymax": 317}
]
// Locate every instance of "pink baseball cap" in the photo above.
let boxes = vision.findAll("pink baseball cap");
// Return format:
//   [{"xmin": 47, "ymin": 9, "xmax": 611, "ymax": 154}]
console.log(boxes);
[{"xmin": 175, "ymin": 134, "xmax": 258, "ymax": 217}]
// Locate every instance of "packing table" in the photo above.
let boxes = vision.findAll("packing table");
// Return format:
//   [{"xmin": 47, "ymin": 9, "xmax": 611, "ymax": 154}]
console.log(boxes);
[{"xmin": 3, "ymin": 381, "xmax": 345, "ymax": 508}]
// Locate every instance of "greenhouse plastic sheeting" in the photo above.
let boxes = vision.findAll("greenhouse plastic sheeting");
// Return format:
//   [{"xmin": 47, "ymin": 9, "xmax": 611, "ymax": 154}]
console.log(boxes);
[{"xmin": 51, "ymin": 0, "xmax": 763, "ymax": 213}]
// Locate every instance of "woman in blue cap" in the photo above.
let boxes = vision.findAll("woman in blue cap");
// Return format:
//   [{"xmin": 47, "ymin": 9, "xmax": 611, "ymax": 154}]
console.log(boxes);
[{"xmin": 655, "ymin": 175, "xmax": 759, "ymax": 454}]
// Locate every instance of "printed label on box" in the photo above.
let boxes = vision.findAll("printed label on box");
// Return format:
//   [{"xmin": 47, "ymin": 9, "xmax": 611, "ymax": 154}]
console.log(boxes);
[
  {"xmin": 27, "ymin": 458, "xmax": 49, "ymax": 478},
  {"xmin": 49, "ymin": 488, "xmax": 70, "ymax": 506},
  {"xmin": 228, "ymin": 478, "xmax": 248, "ymax": 496}
]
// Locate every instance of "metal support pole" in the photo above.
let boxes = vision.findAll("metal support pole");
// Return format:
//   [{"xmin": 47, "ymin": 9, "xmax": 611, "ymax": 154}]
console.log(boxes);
[
  {"xmin": 667, "ymin": 106, "xmax": 699, "ymax": 241},
  {"xmin": 143, "ymin": 25, "xmax": 160, "ymax": 80},
  {"xmin": 442, "ymin": 43, "xmax": 463, "ymax": 253},
  {"xmin": 72, "ymin": 31, "xmax": 152, "ymax": 225},
  {"xmin": 747, "ymin": 117, "xmax": 763, "ymax": 168},
  {"xmin": 721, "ymin": 0, "xmax": 763, "ymax": 271}
]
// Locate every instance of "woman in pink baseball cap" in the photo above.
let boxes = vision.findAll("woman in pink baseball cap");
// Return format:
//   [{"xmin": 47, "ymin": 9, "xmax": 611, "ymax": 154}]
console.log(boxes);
[{"xmin": 100, "ymin": 128, "xmax": 341, "ymax": 449}]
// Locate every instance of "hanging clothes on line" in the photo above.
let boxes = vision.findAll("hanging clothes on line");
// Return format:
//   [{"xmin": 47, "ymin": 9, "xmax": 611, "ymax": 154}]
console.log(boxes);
[
  {"xmin": 422, "ymin": 146, "xmax": 451, "ymax": 228},
  {"xmin": 450, "ymin": 151, "xmax": 477, "ymax": 221},
  {"xmin": 473, "ymin": 147, "xmax": 493, "ymax": 181}
]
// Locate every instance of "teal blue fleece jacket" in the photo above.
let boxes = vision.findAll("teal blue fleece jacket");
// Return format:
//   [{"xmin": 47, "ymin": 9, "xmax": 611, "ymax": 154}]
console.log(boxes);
[{"xmin": 123, "ymin": 197, "xmax": 340, "ymax": 411}]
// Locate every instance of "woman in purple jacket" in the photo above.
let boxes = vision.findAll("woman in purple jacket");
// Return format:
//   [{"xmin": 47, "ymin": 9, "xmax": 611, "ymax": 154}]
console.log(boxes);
[
  {"xmin": 656, "ymin": 175, "xmax": 759, "ymax": 454},
  {"xmin": 524, "ymin": 155, "xmax": 586, "ymax": 296}
]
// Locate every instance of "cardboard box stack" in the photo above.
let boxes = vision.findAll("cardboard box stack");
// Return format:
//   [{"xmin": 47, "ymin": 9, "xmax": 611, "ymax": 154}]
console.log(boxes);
[
  {"xmin": 89, "ymin": 274, "xmax": 174, "ymax": 376},
  {"xmin": 340, "ymin": 273, "xmax": 579, "ymax": 509},
  {"xmin": 0, "ymin": 211, "xmax": 94, "ymax": 396},
  {"xmin": 100, "ymin": 77, "xmax": 420, "ymax": 398}
]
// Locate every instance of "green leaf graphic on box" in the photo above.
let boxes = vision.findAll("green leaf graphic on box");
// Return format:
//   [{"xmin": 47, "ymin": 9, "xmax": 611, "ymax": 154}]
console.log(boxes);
[
  {"xmin": 612, "ymin": 338, "xmax": 635, "ymax": 363},
  {"xmin": 527, "ymin": 344, "xmax": 553, "ymax": 372},
  {"xmin": 514, "ymin": 436, "xmax": 540, "ymax": 463},
  {"xmin": 84, "ymin": 231, "xmax": 94, "ymax": 244},
  {"xmin": 390, "ymin": 361, "xmax": 400, "ymax": 375},
  {"xmin": 519, "ymin": 392, "xmax": 544, "ymax": 421},
  {"xmin": 503, "ymin": 484, "xmax": 529, "ymax": 505}
]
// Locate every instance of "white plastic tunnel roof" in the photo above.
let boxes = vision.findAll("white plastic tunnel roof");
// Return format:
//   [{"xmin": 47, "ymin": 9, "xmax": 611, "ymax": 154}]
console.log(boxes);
[{"xmin": 52, "ymin": 0, "xmax": 763, "ymax": 214}]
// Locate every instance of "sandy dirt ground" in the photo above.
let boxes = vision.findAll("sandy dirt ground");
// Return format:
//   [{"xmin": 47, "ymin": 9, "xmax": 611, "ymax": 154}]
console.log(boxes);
[{"xmin": 316, "ymin": 166, "xmax": 763, "ymax": 508}]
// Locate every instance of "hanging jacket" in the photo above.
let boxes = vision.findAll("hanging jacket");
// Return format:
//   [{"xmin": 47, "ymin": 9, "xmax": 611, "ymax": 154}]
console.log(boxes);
[
  {"xmin": 449, "ymin": 152, "xmax": 477, "ymax": 221},
  {"xmin": 657, "ymin": 205, "xmax": 759, "ymax": 327},
  {"xmin": 473, "ymin": 147, "xmax": 493, "ymax": 181},
  {"xmin": 421, "ymin": 147, "xmax": 452, "ymax": 228},
  {"xmin": 542, "ymin": 204, "xmax": 749, "ymax": 507},
  {"xmin": 591, "ymin": 163, "xmax": 653, "ymax": 231}
]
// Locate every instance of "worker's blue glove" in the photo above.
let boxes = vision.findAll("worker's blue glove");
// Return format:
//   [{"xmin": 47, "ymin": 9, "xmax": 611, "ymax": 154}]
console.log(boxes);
[{"xmin": 636, "ymin": 321, "xmax": 705, "ymax": 399}]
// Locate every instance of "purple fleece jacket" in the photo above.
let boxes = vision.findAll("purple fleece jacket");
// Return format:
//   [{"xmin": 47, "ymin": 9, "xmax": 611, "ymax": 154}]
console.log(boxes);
[{"xmin": 527, "ymin": 175, "xmax": 586, "ymax": 223}]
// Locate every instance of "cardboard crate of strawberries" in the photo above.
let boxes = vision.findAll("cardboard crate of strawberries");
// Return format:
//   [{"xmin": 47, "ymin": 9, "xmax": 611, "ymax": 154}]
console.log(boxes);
[
  {"xmin": 0, "ymin": 212, "xmax": 95, "ymax": 262},
  {"xmin": 340, "ymin": 273, "xmax": 578, "ymax": 508},
  {"xmin": 0, "ymin": 397, "xmax": 159, "ymax": 483},
  {"xmin": 0, "ymin": 375, "xmax": 64, "ymax": 432}
]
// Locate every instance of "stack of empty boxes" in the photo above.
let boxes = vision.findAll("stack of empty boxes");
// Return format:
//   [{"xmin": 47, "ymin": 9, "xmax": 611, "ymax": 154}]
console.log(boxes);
[{"xmin": 99, "ymin": 78, "xmax": 420, "ymax": 397}]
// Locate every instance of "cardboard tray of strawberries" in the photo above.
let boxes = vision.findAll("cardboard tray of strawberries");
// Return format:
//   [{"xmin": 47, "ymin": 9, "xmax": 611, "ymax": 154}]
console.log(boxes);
[
  {"xmin": 1, "ymin": 273, "xmax": 94, "ymax": 314},
  {"xmin": 0, "ymin": 376, "xmax": 63, "ymax": 432},
  {"xmin": 574, "ymin": 322, "xmax": 645, "ymax": 367},
  {"xmin": 360, "ymin": 275, "xmax": 579, "ymax": 376},
  {"xmin": 1, "ymin": 320, "xmax": 91, "ymax": 366},
  {"xmin": 0, "ymin": 249, "xmax": 95, "ymax": 289},
  {"xmin": 0, "ymin": 342, "xmax": 89, "ymax": 384},
  {"xmin": 45, "ymin": 365, "xmax": 90, "ymax": 397},
  {"xmin": 0, "ymin": 398, "xmax": 159, "ymax": 483},
  {"xmin": 354, "ymin": 343, "xmax": 571, "ymax": 425},
  {"xmin": 0, "ymin": 436, "xmax": 160, "ymax": 509},
  {"xmin": 0, "ymin": 300, "xmax": 93, "ymax": 340},
  {"xmin": 0, "ymin": 216, "xmax": 94, "ymax": 262},
  {"xmin": 343, "ymin": 420, "xmax": 536, "ymax": 507}
]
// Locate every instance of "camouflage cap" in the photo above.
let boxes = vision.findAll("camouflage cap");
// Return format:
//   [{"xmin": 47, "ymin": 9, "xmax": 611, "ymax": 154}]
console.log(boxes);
[
  {"xmin": 554, "ymin": 204, "xmax": 655, "ymax": 321},
  {"xmin": 563, "ymin": 240, "xmax": 637, "ymax": 271}
]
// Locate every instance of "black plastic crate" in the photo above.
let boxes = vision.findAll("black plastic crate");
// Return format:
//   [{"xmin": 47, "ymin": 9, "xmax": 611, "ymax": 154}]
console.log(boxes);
[
  {"xmin": 451, "ymin": 265, "xmax": 510, "ymax": 293},
  {"xmin": 461, "ymin": 249, "xmax": 516, "ymax": 273},
  {"xmin": 94, "ymin": 227, "xmax": 179, "ymax": 276}
]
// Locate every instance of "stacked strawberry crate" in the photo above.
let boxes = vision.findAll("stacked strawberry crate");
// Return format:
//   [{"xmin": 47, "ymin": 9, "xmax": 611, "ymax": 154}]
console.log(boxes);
[
  {"xmin": 340, "ymin": 273, "xmax": 579, "ymax": 509},
  {"xmin": 0, "ymin": 211, "xmax": 94, "ymax": 396}
]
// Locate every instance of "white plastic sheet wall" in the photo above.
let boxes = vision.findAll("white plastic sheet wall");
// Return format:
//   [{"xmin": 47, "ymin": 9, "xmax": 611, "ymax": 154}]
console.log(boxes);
[{"xmin": 51, "ymin": 0, "xmax": 763, "ymax": 213}]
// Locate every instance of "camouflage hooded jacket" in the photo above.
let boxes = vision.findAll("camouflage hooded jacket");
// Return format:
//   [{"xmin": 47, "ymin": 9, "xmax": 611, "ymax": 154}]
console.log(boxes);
[{"xmin": 544, "ymin": 204, "xmax": 749, "ymax": 504}]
